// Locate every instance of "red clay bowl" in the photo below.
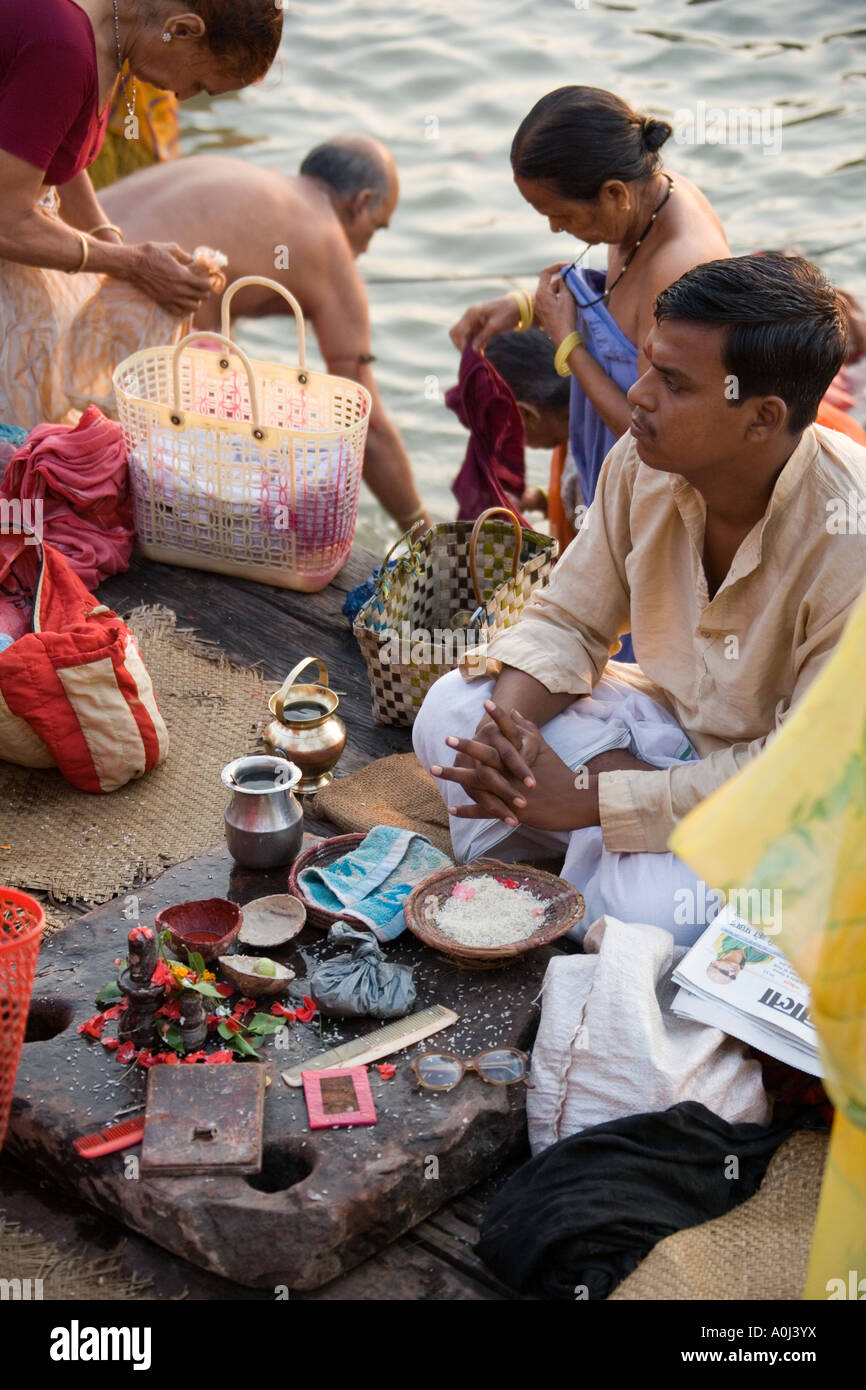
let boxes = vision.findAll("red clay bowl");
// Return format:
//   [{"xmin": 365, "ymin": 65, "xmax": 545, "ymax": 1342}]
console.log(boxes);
[{"xmin": 155, "ymin": 898, "xmax": 243, "ymax": 963}]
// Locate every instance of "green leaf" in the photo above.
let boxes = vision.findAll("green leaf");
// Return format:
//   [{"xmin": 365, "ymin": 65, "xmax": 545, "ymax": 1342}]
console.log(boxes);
[
  {"xmin": 161, "ymin": 1022, "xmax": 184, "ymax": 1053},
  {"xmin": 217, "ymin": 1020, "xmax": 238, "ymax": 1041},
  {"xmin": 187, "ymin": 951, "xmax": 207, "ymax": 979},
  {"xmin": 96, "ymin": 981, "xmax": 123, "ymax": 1007},
  {"xmin": 229, "ymin": 1032, "xmax": 262, "ymax": 1057},
  {"xmin": 246, "ymin": 1013, "xmax": 286, "ymax": 1036},
  {"xmin": 186, "ymin": 979, "xmax": 222, "ymax": 999}
]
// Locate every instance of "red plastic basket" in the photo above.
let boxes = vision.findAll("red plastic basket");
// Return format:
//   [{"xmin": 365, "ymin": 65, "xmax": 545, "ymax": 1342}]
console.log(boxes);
[{"xmin": 0, "ymin": 887, "xmax": 45, "ymax": 1151}]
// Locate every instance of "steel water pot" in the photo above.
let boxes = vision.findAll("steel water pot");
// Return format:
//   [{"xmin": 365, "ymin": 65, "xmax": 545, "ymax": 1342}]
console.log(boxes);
[
  {"xmin": 263, "ymin": 656, "xmax": 346, "ymax": 794},
  {"xmin": 221, "ymin": 754, "xmax": 304, "ymax": 870}
]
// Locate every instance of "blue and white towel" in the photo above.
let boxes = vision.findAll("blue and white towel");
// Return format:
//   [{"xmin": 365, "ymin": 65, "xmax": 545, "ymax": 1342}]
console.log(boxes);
[{"xmin": 298, "ymin": 825, "xmax": 452, "ymax": 941}]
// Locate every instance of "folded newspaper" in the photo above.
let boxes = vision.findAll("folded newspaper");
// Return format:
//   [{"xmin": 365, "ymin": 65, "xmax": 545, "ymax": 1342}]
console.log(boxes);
[{"xmin": 671, "ymin": 905, "xmax": 821, "ymax": 1077}]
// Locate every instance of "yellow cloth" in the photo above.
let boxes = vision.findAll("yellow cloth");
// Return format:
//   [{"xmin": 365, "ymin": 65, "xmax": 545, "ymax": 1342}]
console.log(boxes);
[
  {"xmin": 669, "ymin": 584, "xmax": 866, "ymax": 1301},
  {"xmin": 89, "ymin": 78, "xmax": 180, "ymax": 191}
]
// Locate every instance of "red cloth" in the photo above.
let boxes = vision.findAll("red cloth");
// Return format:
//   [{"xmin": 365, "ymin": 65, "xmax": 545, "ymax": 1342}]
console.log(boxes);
[
  {"xmin": 446, "ymin": 343, "xmax": 528, "ymax": 524},
  {"xmin": 0, "ymin": 1, "xmax": 109, "ymax": 185},
  {"xmin": 0, "ymin": 532, "xmax": 166, "ymax": 792},
  {"xmin": 0, "ymin": 405, "xmax": 133, "ymax": 589}
]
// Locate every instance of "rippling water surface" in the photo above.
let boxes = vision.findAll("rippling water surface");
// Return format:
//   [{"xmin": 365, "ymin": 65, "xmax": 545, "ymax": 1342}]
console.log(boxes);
[{"xmin": 180, "ymin": 0, "xmax": 866, "ymax": 549}]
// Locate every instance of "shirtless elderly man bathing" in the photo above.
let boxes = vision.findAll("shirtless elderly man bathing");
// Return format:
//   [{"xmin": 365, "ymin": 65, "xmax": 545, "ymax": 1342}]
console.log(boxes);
[
  {"xmin": 101, "ymin": 135, "xmax": 432, "ymax": 533},
  {"xmin": 414, "ymin": 252, "xmax": 866, "ymax": 946}
]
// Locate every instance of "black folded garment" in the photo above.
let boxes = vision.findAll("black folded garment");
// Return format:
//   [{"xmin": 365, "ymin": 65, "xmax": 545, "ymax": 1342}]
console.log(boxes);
[{"xmin": 477, "ymin": 1100, "xmax": 799, "ymax": 1300}]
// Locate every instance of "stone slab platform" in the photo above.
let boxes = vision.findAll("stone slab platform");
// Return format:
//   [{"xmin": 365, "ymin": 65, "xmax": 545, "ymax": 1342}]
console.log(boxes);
[{"xmin": 8, "ymin": 843, "xmax": 552, "ymax": 1291}]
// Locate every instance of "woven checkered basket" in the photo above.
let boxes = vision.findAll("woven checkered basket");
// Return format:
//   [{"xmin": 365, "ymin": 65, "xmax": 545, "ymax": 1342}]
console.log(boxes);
[{"xmin": 354, "ymin": 507, "xmax": 557, "ymax": 725}]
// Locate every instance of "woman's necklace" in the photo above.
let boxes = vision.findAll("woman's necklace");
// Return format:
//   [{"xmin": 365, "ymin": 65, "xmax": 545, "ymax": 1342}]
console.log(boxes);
[
  {"xmin": 112, "ymin": 0, "xmax": 137, "ymax": 120},
  {"xmin": 566, "ymin": 173, "xmax": 675, "ymax": 309}
]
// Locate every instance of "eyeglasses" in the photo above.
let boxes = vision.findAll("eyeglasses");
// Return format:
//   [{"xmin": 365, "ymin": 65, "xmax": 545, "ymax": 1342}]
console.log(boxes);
[{"xmin": 411, "ymin": 1048, "xmax": 529, "ymax": 1092}]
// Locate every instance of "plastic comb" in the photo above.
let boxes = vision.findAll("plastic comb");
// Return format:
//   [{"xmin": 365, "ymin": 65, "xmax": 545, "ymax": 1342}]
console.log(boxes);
[{"xmin": 73, "ymin": 1117, "xmax": 146, "ymax": 1158}]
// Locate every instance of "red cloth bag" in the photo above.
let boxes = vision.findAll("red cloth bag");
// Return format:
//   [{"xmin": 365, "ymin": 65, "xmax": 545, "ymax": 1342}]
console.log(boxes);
[{"xmin": 0, "ymin": 531, "xmax": 168, "ymax": 792}]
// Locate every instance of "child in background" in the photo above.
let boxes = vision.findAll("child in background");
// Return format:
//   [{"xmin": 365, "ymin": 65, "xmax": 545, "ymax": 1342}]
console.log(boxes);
[{"xmin": 483, "ymin": 328, "xmax": 577, "ymax": 546}]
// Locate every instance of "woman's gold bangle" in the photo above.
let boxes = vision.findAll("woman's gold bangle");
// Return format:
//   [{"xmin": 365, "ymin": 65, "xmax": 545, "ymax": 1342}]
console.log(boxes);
[
  {"xmin": 88, "ymin": 222, "xmax": 124, "ymax": 242},
  {"xmin": 66, "ymin": 231, "xmax": 89, "ymax": 275},
  {"xmin": 554, "ymin": 329, "xmax": 584, "ymax": 376},
  {"xmin": 507, "ymin": 289, "xmax": 533, "ymax": 332}
]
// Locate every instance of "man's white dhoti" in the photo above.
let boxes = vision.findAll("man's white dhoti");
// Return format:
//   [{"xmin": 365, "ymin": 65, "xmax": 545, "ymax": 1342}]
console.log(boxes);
[{"xmin": 412, "ymin": 668, "xmax": 713, "ymax": 946}]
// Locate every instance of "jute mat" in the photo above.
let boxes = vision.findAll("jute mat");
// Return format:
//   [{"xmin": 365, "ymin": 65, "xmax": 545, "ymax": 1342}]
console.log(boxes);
[
  {"xmin": 309, "ymin": 751, "xmax": 453, "ymax": 857},
  {"xmin": 0, "ymin": 1211, "xmax": 155, "ymax": 1300},
  {"xmin": 0, "ymin": 605, "xmax": 266, "ymax": 905},
  {"xmin": 609, "ymin": 1129, "xmax": 828, "ymax": 1301}
]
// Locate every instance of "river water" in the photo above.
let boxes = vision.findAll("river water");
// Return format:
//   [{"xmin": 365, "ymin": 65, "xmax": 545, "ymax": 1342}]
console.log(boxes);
[{"xmin": 180, "ymin": 0, "xmax": 866, "ymax": 550}]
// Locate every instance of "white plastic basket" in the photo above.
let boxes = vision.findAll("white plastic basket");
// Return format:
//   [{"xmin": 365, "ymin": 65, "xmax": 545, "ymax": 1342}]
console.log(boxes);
[{"xmin": 113, "ymin": 277, "xmax": 372, "ymax": 592}]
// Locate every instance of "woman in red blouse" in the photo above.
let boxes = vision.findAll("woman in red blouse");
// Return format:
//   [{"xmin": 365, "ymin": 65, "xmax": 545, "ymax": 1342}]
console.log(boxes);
[{"xmin": 0, "ymin": 1, "xmax": 282, "ymax": 422}]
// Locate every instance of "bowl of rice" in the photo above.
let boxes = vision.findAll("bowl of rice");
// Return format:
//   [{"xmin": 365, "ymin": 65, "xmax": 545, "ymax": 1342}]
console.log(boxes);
[{"xmin": 403, "ymin": 859, "xmax": 584, "ymax": 965}]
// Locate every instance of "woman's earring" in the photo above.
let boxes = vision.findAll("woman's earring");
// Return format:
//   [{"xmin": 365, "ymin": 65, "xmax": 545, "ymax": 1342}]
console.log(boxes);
[{"xmin": 162, "ymin": 32, "xmax": 172, "ymax": 43}]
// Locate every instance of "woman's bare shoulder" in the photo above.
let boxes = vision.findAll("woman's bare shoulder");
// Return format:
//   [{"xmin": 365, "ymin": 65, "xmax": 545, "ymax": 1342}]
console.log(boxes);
[
  {"xmin": 664, "ymin": 170, "xmax": 729, "ymax": 247},
  {"xmin": 644, "ymin": 170, "xmax": 730, "ymax": 290}
]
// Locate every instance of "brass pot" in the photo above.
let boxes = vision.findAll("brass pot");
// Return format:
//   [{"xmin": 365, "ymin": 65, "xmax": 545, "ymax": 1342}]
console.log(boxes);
[{"xmin": 263, "ymin": 657, "xmax": 346, "ymax": 794}]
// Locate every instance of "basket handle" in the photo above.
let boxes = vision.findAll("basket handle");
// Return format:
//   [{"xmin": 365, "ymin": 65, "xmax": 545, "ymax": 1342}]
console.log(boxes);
[
  {"xmin": 171, "ymin": 330, "xmax": 264, "ymax": 434},
  {"xmin": 273, "ymin": 657, "xmax": 329, "ymax": 722},
  {"xmin": 371, "ymin": 519, "xmax": 428, "ymax": 599},
  {"xmin": 469, "ymin": 507, "xmax": 522, "ymax": 606},
  {"xmin": 220, "ymin": 276, "xmax": 307, "ymax": 372}
]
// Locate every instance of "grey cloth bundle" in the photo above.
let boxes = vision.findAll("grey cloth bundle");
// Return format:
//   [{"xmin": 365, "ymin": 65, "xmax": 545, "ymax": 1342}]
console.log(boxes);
[{"xmin": 309, "ymin": 922, "xmax": 416, "ymax": 1018}]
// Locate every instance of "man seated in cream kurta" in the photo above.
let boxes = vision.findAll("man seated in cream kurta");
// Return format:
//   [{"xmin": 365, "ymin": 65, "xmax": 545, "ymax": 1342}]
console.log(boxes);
[{"xmin": 413, "ymin": 253, "xmax": 866, "ymax": 946}]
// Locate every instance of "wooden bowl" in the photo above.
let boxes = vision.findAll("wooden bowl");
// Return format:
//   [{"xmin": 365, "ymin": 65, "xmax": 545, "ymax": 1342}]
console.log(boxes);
[
  {"xmin": 156, "ymin": 898, "xmax": 243, "ymax": 963},
  {"xmin": 238, "ymin": 893, "xmax": 306, "ymax": 948},
  {"xmin": 288, "ymin": 833, "xmax": 366, "ymax": 931},
  {"xmin": 217, "ymin": 953, "xmax": 295, "ymax": 998},
  {"xmin": 403, "ymin": 859, "xmax": 584, "ymax": 966}
]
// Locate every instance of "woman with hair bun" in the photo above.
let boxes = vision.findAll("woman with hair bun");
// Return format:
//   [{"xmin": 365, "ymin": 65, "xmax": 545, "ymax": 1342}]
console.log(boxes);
[{"xmin": 452, "ymin": 87, "xmax": 729, "ymax": 594}]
